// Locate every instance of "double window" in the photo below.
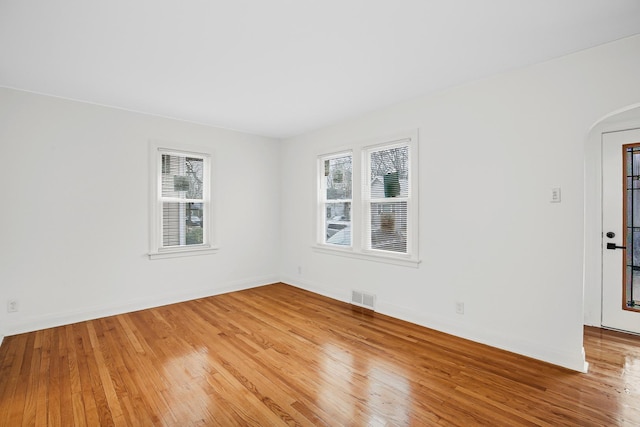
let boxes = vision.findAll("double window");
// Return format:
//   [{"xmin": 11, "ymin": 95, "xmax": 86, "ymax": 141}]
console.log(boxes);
[
  {"xmin": 149, "ymin": 142, "xmax": 217, "ymax": 259},
  {"xmin": 317, "ymin": 131, "xmax": 419, "ymax": 266}
]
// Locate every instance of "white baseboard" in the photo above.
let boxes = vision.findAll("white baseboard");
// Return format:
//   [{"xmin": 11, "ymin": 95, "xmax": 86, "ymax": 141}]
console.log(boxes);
[
  {"xmin": 282, "ymin": 276, "xmax": 588, "ymax": 373},
  {"xmin": 5, "ymin": 275, "xmax": 278, "ymax": 337},
  {"xmin": 283, "ymin": 276, "xmax": 349, "ymax": 304},
  {"xmin": 377, "ymin": 299, "xmax": 588, "ymax": 373}
]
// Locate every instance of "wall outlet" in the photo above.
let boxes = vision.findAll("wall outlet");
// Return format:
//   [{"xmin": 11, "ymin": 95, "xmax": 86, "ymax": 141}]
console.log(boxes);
[
  {"xmin": 7, "ymin": 300, "xmax": 18, "ymax": 313},
  {"xmin": 297, "ymin": 266, "xmax": 302, "ymax": 275},
  {"xmin": 455, "ymin": 301, "xmax": 464, "ymax": 315}
]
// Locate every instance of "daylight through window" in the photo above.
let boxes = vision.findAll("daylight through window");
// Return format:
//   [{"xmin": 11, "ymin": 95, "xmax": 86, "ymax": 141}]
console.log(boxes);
[
  {"xmin": 366, "ymin": 144, "xmax": 409, "ymax": 254},
  {"xmin": 149, "ymin": 143, "xmax": 216, "ymax": 260},
  {"xmin": 316, "ymin": 131, "xmax": 419, "ymax": 266},
  {"xmin": 161, "ymin": 153, "xmax": 205, "ymax": 247},
  {"xmin": 321, "ymin": 153, "xmax": 353, "ymax": 246}
]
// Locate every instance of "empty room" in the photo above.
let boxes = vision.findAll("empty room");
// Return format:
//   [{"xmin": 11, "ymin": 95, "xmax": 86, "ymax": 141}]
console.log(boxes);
[{"xmin": 2, "ymin": 1, "xmax": 640, "ymax": 425}]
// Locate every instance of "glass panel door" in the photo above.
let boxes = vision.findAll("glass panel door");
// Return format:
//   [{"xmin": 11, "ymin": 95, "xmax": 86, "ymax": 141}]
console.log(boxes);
[{"xmin": 624, "ymin": 145, "xmax": 640, "ymax": 310}]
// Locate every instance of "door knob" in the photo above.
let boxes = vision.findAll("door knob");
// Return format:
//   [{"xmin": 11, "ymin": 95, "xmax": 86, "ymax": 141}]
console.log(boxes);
[{"xmin": 606, "ymin": 232, "xmax": 615, "ymax": 238}]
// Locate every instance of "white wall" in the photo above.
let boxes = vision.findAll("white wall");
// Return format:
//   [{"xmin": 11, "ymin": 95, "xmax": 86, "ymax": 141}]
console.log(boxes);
[
  {"xmin": 0, "ymin": 88, "xmax": 281, "ymax": 336},
  {"xmin": 280, "ymin": 34, "xmax": 640, "ymax": 371}
]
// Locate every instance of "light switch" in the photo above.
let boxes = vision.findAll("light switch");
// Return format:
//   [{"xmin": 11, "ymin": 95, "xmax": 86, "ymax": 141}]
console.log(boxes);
[{"xmin": 551, "ymin": 187, "xmax": 561, "ymax": 203}]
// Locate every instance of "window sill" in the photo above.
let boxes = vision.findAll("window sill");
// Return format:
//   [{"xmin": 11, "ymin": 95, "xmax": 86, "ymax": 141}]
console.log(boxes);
[
  {"xmin": 312, "ymin": 245, "xmax": 421, "ymax": 268},
  {"xmin": 148, "ymin": 245, "xmax": 219, "ymax": 260}
]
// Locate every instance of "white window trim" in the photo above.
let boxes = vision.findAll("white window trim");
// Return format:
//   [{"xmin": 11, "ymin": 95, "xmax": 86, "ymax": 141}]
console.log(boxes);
[
  {"xmin": 148, "ymin": 140, "xmax": 219, "ymax": 260},
  {"xmin": 313, "ymin": 130, "xmax": 420, "ymax": 268}
]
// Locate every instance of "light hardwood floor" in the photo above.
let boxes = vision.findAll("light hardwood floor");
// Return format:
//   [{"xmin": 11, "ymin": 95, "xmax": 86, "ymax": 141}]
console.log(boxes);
[{"xmin": 0, "ymin": 283, "xmax": 639, "ymax": 426}]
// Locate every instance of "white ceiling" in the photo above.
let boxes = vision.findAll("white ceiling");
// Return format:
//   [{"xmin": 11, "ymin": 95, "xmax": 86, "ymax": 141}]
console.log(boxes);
[{"xmin": 1, "ymin": 1, "xmax": 640, "ymax": 139}]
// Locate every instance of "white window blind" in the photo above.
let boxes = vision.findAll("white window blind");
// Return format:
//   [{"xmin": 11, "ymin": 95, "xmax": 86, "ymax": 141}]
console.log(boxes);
[{"xmin": 366, "ymin": 143, "xmax": 410, "ymax": 254}]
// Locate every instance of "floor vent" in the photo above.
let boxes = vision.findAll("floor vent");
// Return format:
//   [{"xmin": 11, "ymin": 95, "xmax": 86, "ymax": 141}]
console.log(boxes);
[{"xmin": 351, "ymin": 290, "xmax": 376, "ymax": 310}]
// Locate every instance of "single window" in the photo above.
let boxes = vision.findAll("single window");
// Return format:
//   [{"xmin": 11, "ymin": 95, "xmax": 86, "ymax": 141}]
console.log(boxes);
[
  {"xmin": 161, "ymin": 153, "xmax": 205, "ymax": 247},
  {"xmin": 320, "ymin": 153, "xmax": 353, "ymax": 246},
  {"xmin": 149, "ymin": 142, "xmax": 217, "ymax": 259},
  {"xmin": 365, "ymin": 144, "xmax": 410, "ymax": 254}
]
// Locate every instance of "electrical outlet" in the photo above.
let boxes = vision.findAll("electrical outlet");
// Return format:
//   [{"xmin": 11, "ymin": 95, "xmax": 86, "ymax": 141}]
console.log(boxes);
[
  {"xmin": 297, "ymin": 266, "xmax": 302, "ymax": 275},
  {"xmin": 7, "ymin": 300, "xmax": 18, "ymax": 313},
  {"xmin": 455, "ymin": 301, "xmax": 464, "ymax": 315}
]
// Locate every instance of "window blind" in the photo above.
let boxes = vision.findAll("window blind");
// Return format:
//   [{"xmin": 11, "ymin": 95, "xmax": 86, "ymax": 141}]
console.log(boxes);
[{"xmin": 368, "ymin": 145, "xmax": 409, "ymax": 254}]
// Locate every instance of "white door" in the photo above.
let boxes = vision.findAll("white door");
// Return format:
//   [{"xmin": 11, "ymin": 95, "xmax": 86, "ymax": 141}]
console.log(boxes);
[{"xmin": 602, "ymin": 128, "xmax": 640, "ymax": 333}]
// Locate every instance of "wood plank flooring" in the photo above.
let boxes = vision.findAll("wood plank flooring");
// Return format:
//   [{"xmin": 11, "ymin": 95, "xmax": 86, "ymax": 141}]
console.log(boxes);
[{"xmin": 1, "ymin": 283, "xmax": 639, "ymax": 426}]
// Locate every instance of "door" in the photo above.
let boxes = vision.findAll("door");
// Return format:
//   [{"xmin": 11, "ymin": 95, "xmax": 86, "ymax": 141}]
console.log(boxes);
[{"xmin": 602, "ymin": 128, "xmax": 640, "ymax": 334}]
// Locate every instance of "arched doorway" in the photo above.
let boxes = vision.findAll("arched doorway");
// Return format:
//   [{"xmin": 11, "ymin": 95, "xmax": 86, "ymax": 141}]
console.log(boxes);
[{"xmin": 584, "ymin": 104, "xmax": 640, "ymax": 329}]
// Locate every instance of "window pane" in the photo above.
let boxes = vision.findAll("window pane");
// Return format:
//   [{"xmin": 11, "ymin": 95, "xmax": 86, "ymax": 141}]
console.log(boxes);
[
  {"xmin": 324, "ymin": 155, "xmax": 352, "ymax": 200},
  {"xmin": 370, "ymin": 201, "xmax": 407, "ymax": 253},
  {"xmin": 325, "ymin": 202, "xmax": 351, "ymax": 245},
  {"xmin": 162, "ymin": 155, "xmax": 204, "ymax": 199},
  {"xmin": 370, "ymin": 146, "xmax": 409, "ymax": 198},
  {"xmin": 163, "ymin": 202, "xmax": 203, "ymax": 246}
]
